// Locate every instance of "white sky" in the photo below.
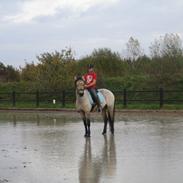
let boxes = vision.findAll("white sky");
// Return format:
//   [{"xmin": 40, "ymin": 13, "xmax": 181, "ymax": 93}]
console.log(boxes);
[{"xmin": 0, "ymin": 0, "xmax": 183, "ymax": 67}]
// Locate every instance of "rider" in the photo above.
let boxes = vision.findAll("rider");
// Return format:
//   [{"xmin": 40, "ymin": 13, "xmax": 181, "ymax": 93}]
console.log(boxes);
[{"xmin": 83, "ymin": 64, "xmax": 101, "ymax": 111}]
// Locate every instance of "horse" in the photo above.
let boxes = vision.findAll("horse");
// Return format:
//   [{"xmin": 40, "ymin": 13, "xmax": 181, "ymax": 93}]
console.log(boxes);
[{"xmin": 75, "ymin": 77, "xmax": 115, "ymax": 137}]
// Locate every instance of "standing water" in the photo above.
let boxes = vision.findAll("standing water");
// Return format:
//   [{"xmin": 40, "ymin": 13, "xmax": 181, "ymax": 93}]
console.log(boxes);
[{"xmin": 0, "ymin": 111, "xmax": 183, "ymax": 183}]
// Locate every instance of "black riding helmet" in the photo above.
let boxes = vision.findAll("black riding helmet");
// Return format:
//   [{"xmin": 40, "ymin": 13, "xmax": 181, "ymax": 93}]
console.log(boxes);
[{"xmin": 87, "ymin": 64, "xmax": 94, "ymax": 69}]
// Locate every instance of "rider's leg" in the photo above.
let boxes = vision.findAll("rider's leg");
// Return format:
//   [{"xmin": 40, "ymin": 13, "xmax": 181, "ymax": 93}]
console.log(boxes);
[{"xmin": 88, "ymin": 88, "xmax": 101, "ymax": 109}]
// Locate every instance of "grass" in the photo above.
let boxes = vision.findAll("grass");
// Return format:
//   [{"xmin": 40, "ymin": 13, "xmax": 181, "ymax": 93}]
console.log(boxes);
[
  {"xmin": 116, "ymin": 103, "xmax": 183, "ymax": 110},
  {"xmin": 1, "ymin": 101, "xmax": 183, "ymax": 110},
  {"xmin": 116, "ymin": 103, "xmax": 160, "ymax": 110},
  {"xmin": 0, "ymin": 101, "xmax": 75, "ymax": 109}
]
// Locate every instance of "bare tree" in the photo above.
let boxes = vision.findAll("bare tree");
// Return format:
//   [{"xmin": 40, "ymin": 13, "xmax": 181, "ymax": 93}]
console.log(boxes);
[
  {"xmin": 150, "ymin": 33, "xmax": 183, "ymax": 58},
  {"xmin": 126, "ymin": 37, "xmax": 143, "ymax": 61}
]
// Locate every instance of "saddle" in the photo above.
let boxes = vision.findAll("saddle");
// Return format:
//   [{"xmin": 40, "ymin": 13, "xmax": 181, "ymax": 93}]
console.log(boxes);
[{"xmin": 87, "ymin": 90, "xmax": 106, "ymax": 111}]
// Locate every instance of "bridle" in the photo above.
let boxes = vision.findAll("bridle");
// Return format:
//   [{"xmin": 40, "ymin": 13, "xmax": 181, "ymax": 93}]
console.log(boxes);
[{"xmin": 75, "ymin": 78, "xmax": 85, "ymax": 97}]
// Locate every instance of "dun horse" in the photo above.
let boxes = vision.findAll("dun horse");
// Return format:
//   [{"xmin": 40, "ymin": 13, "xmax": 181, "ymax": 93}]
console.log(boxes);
[{"xmin": 75, "ymin": 77, "xmax": 115, "ymax": 137}]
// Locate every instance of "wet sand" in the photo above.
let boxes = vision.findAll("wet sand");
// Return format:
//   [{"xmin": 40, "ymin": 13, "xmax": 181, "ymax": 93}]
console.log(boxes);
[{"xmin": 0, "ymin": 112, "xmax": 183, "ymax": 183}]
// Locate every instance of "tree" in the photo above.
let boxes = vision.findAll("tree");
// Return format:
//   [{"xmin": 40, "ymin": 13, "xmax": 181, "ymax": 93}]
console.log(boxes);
[
  {"xmin": 126, "ymin": 37, "xmax": 143, "ymax": 61},
  {"xmin": 0, "ymin": 62, "xmax": 6, "ymax": 81},
  {"xmin": 21, "ymin": 62, "xmax": 38, "ymax": 81},
  {"xmin": 89, "ymin": 48, "xmax": 123, "ymax": 77},
  {"xmin": 149, "ymin": 33, "xmax": 183, "ymax": 58},
  {"xmin": 0, "ymin": 62, "xmax": 20, "ymax": 82},
  {"xmin": 162, "ymin": 33, "xmax": 183, "ymax": 58},
  {"xmin": 36, "ymin": 49, "xmax": 76, "ymax": 91},
  {"xmin": 6, "ymin": 65, "xmax": 20, "ymax": 82},
  {"xmin": 149, "ymin": 39, "xmax": 161, "ymax": 58}
]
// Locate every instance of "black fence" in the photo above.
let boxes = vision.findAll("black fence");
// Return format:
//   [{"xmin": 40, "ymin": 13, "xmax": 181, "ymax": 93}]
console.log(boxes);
[{"xmin": 0, "ymin": 88, "xmax": 183, "ymax": 108}]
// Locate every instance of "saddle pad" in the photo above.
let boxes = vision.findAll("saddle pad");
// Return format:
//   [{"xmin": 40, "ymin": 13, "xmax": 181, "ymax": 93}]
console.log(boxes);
[
  {"xmin": 88, "ymin": 90, "xmax": 105, "ymax": 105},
  {"xmin": 97, "ymin": 91, "xmax": 105, "ymax": 104}
]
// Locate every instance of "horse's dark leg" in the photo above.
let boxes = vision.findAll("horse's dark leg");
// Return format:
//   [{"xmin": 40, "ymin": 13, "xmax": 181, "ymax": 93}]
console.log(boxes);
[
  {"xmin": 83, "ymin": 118, "xmax": 88, "ymax": 137},
  {"xmin": 102, "ymin": 107, "xmax": 108, "ymax": 135},
  {"xmin": 108, "ymin": 109, "xmax": 114, "ymax": 135},
  {"xmin": 81, "ymin": 111, "xmax": 87, "ymax": 137},
  {"xmin": 86, "ymin": 118, "xmax": 91, "ymax": 137},
  {"xmin": 86, "ymin": 113, "xmax": 91, "ymax": 137},
  {"xmin": 111, "ymin": 105, "xmax": 115, "ymax": 134}
]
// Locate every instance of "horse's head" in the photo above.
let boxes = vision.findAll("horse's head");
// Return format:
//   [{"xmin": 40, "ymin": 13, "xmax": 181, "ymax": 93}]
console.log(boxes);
[{"xmin": 75, "ymin": 77, "xmax": 85, "ymax": 97}]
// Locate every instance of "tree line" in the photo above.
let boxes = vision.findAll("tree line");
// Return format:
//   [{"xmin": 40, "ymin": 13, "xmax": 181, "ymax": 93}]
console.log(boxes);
[{"xmin": 1, "ymin": 33, "xmax": 183, "ymax": 92}]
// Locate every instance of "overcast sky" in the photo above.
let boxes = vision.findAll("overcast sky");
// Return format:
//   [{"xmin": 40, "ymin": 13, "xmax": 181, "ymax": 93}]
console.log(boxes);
[{"xmin": 0, "ymin": 0, "xmax": 183, "ymax": 67}]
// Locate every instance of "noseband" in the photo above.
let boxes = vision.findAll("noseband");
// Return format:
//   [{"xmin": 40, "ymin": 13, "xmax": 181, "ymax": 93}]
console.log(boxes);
[{"xmin": 75, "ymin": 78, "xmax": 85, "ymax": 97}]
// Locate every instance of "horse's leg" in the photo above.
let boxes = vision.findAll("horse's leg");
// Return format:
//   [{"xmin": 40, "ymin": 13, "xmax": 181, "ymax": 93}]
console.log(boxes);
[
  {"xmin": 102, "ymin": 106, "xmax": 108, "ymax": 135},
  {"xmin": 108, "ymin": 106, "xmax": 115, "ymax": 135},
  {"xmin": 87, "ymin": 118, "xmax": 91, "ymax": 137},
  {"xmin": 85, "ymin": 113, "xmax": 91, "ymax": 137},
  {"xmin": 81, "ymin": 111, "xmax": 87, "ymax": 137}
]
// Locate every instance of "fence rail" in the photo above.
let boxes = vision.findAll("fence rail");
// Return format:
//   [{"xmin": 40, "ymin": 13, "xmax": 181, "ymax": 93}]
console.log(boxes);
[{"xmin": 0, "ymin": 88, "xmax": 183, "ymax": 108}]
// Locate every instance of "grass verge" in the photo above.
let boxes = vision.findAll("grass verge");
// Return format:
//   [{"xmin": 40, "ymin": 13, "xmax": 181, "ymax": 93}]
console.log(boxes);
[{"xmin": 1, "ymin": 101, "xmax": 183, "ymax": 110}]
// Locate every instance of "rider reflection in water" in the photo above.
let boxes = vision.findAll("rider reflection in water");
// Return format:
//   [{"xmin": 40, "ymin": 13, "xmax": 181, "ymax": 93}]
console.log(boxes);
[{"xmin": 83, "ymin": 64, "xmax": 101, "ymax": 111}]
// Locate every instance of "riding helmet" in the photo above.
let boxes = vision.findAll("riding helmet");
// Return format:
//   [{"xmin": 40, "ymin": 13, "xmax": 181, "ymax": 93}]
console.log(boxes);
[{"xmin": 87, "ymin": 64, "xmax": 94, "ymax": 69}]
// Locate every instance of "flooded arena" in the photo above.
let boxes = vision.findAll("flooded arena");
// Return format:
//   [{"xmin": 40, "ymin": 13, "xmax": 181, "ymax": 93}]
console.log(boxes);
[{"xmin": 0, "ymin": 111, "xmax": 183, "ymax": 183}]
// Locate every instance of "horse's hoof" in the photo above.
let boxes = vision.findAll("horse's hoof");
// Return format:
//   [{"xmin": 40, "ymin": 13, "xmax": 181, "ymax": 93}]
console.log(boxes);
[
  {"xmin": 102, "ymin": 131, "xmax": 106, "ymax": 135},
  {"xmin": 111, "ymin": 130, "xmax": 114, "ymax": 135},
  {"xmin": 84, "ymin": 133, "xmax": 90, "ymax": 137}
]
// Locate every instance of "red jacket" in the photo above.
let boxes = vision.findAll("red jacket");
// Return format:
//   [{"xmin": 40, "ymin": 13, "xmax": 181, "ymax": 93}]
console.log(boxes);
[{"xmin": 84, "ymin": 71, "xmax": 97, "ymax": 89}]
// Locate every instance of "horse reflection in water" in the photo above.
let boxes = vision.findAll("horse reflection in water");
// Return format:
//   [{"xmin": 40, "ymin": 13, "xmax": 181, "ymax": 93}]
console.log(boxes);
[
  {"xmin": 79, "ymin": 135, "xmax": 116, "ymax": 183},
  {"xmin": 102, "ymin": 135, "xmax": 117, "ymax": 178}
]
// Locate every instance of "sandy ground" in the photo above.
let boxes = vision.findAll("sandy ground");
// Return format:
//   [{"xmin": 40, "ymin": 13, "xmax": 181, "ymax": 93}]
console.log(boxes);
[{"xmin": 0, "ymin": 111, "xmax": 183, "ymax": 183}]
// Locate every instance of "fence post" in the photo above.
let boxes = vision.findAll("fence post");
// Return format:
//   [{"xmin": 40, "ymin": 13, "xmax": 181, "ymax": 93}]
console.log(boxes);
[
  {"xmin": 12, "ymin": 91, "xmax": 16, "ymax": 107},
  {"xmin": 36, "ymin": 90, "xmax": 39, "ymax": 107},
  {"xmin": 62, "ymin": 90, "xmax": 65, "ymax": 107},
  {"xmin": 159, "ymin": 88, "xmax": 164, "ymax": 108},
  {"xmin": 123, "ymin": 88, "xmax": 127, "ymax": 108}
]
